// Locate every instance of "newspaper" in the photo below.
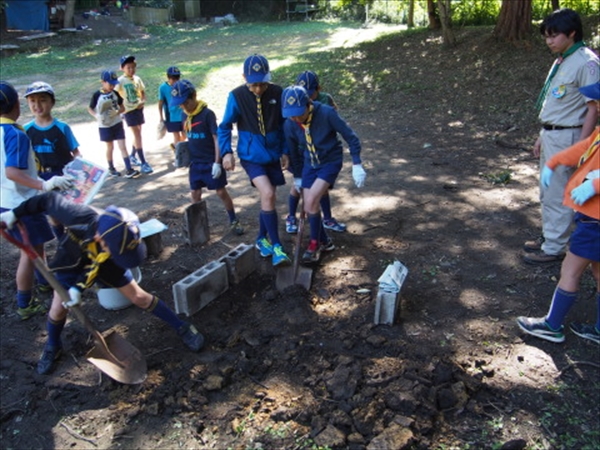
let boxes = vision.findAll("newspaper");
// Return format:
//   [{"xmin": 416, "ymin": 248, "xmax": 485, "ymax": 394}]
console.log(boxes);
[
  {"xmin": 377, "ymin": 260, "xmax": 409, "ymax": 293},
  {"xmin": 60, "ymin": 158, "xmax": 108, "ymax": 205}
]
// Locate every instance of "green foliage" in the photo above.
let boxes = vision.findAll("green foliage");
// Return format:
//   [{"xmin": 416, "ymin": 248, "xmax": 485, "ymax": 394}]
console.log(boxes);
[{"xmin": 128, "ymin": 0, "xmax": 173, "ymax": 8}]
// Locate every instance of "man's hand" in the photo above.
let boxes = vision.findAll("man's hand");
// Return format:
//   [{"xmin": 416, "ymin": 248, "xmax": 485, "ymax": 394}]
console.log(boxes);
[
  {"xmin": 42, "ymin": 175, "xmax": 74, "ymax": 192},
  {"xmin": 0, "ymin": 210, "xmax": 16, "ymax": 229},
  {"xmin": 211, "ymin": 163, "xmax": 222, "ymax": 179},
  {"xmin": 63, "ymin": 287, "xmax": 82, "ymax": 309},
  {"xmin": 532, "ymin": 137, "xmax": 542, "ymax": 158}
]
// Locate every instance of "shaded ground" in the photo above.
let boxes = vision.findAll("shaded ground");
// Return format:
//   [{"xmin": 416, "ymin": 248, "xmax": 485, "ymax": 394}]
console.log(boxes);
[{"xmin": 1, "ymin": 20, "xmax": 600, "ymax": 450}]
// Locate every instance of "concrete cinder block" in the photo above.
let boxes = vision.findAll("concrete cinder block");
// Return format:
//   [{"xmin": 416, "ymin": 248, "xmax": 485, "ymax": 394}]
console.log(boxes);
[
  {"xmin": 172, "ymin": 261, "xmax": 228, "ymax": 316},
  {"xmin": 218, "ymin": 243, "xmax": 255, "ymax": 284},
  {"xmin": 184, "ymin": 201, "xmax": 210, "ymax": 246},
  {"xmin": 374, "ymin": 290, "xmax": 400, "ymax": 325}
]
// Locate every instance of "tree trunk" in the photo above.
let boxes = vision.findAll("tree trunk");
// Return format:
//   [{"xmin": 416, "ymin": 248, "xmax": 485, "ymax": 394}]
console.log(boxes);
[
  {"xmin": 437, "ymin": 0, "xmax": 456, "ymax": 46},
  {"xmin": 407, "ymin": 0, "xmax": 415, "ymax": 28},
  {"xmin": 427, "ymin": 0, "xmax": 440, "ymax": 29},
  {"xmin": 64, "ymin": 0, "xmax": 76, "ymax": 28},
  {"xmin": 493, "ymin": 0, "xmax": 532, "ymax": 41},
  {"xmin": 551, "ymin": 0, "xmax": 560, "ymax": 10}
]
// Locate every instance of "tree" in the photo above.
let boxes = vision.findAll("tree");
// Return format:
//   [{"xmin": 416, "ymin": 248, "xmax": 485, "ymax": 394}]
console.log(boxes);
[
  {"xmin": 493, "ymin": 0, "xmax": 532, "ymax": 41},
  {"xmin": 407, "ymin": 0, "xmax": 415, "ymax": 28},
  {"xmin": 427, "ymin": 0, "xmax": 440, "ymax": 29},
  {"xmin": 64, "ymin": 0, "xmax": 76, "ymax": 28},
  {"xmin": 437, "ymin": 0, "xmax": 456, "ymax": 46},
  {"xmin": 552, "ymin": 0, "xmax": 560, "ymax": 10}
]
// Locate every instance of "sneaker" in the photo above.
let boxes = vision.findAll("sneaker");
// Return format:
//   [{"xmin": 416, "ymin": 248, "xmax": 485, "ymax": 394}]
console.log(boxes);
[
  {"xmin": 523, "ymin": 236, "xmax": 544, "ymax": 253},
  {"xmin": 569, "ymin": 322, "xmax": 600, "ymax": 344},
  {"xmin": 272, "ymin": 244, "xmax": 291, "ymax": 266},
  {"xmin": 141, "ymin": 162, "xmax": 154, "ymax": 174},
  {"xmin": 302, "ymin": 240, "xmax": 321, "ymax": 264},
  {"xmin": 37, "ymin": 345, "xmax": 62, "ymax": 375},
  {"xmin": 285, "ymin": 215, "xmax": 298, "ymax": 234},
  {"xmin": 177, "ymin": 323, "xmax": 205, "ymax": 352},
  {"xmin": 230, "ymin": 219, "xmax": 244, "ymax": 236},
  {"xmin": 36, "ymin": 284, "xmax": 53, "ymax": 294},
  {"xmin": 255, "ymin": 238, "xmax": 273, "ymax": 258},
  {"xmin": 523, "ymin": 250, "xmax": 565, "ymax": 265},
  {"xmin": 320, "ymin": 236, "xmax": 335, "ymax": 252},
  {"xmin": 108, "ymin": 167, "xmax": 121, "ymax": 177},
  {"xmin": 125, "ymin": 168, "xmax": 141, "ymax": 179},
  {"xmin": 323, "ymin": 218, "xmax": 347, "ymax": 233},
  {"xmin": 516, "ymin": 316, "xmax": 565, "ymax": 343},
  {"xmin": 130, "ymin": 155, "xmax": 141, "ymax": 166},
  {"xmin": 17, "ymin": 300, "xmax": 48, "ymax": 321}
]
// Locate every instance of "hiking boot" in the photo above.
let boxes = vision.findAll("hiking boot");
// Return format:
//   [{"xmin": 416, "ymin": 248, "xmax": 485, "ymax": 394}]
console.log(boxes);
[
  {"xmin": 516, "ymin": 316, "xmax": 565, "ymax": 343},
  {"xmin": 37, "ymin": 346, "xmax": 62, "ymax": 375},
  {"xmin": 323, "ymin": 218, "xmax": 347, "ymax": 233},
  {"xmin": 17, "ymin": 300, "xmax": 48, "ymax": 321},
  {"xmin": 108, "ymin": 167, "xmax": 121, "ymax": 177},
  {"xmin": 302, "ymin": 239, "xmax": 321, "ymax": 264},
  {"xmin": 230, "ymin": 219, "xmax": 244, "ymax": 236},
  {"xmin": 523, "ymin": 250, "xmax": 564, "ymax": 265},
  {"xmin": 569, "ymin": 322, "xmax": 600, "ymax": 345},
  {"xmin": 130, "ymin": 155, "xmax": 141, "ymax": 166},
  {"xmin": 285, "ymin": 215, "xmax": 298, "ymax": 234},
  {"xmin": 177, "ymin": 323, "xmax": 204, "ymax": 352},
  {"xmin": 125, "ymin": 168, "xmax": 141, "ymax": 179},
  {"xmin": 272, "ymin": 244, "xmax": 291, "ymax": 266},
  {"xmin": 255, "ymin": 238, "xmax": 273, "ymax": 258},
  {"xmin": 523, "ymin": 236, "xmax": 544, "ymax": 253},
  {"xmin": 141, "ymin": 162, "xmax": 154, "ymax": 174},
  {"xmin": 320, "ymin": 236, "xmax": 335, "ymax": 252}
]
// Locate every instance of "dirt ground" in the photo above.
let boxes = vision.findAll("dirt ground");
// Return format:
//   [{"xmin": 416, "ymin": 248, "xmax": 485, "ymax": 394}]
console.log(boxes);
[{"xmin": 1, "ymin": 20, "xmax": 599, "ymax": 450}]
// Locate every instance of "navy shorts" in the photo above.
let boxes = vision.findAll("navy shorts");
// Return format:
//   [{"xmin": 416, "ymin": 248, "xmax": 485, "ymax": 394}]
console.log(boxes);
[
  {"xmin": 189, "ymin": 161, "xmax": 228, "ymax": 191},
  {"xmin": 0, "ymin": 207, "xmax": 54, "ymax": 246},
  {"xmin": 302, "ymin": 160, "xmax": 343, "ymax": 189},
  {"xmin": 99, "ymin": 122, "xmax": 126, "ymax": 142},
  {"xmin": 166, "ymin": 121, "xmax": 183, "ymax": 133},
  {"xmin": 54, "ymin": 258, "xmax": 135, "ymax": 290},
  {"xmin": 240, "ymin": 160, "xmax": 285, "ymax": 187},
  {"xmin": 569, "ymin": 213, "xmax": 600, "ymax": 262},
  {"xmin": 123, "ymin": 108, "xmax": 145, "ymax": 127}
]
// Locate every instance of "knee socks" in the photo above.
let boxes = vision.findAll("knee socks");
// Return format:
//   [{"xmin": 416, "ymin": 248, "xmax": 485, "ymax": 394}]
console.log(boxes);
[
  {"xmin": 16, "ymin": 290, "xmax": 32, "ymax": 309},
  {"xmin": 260, "ymin": 210, "xmax": 280, "ymax": 246},
  {"xmin": 320, "ymin": 195, "xmax": 332, "ymax": 221},
  {"xmin": 308, "ymin": 212, "xmax": 321, "ymax": 242},
  {"xmin": 288, "ymin": 194, "xmax": 299, "ymax": 218},
  {"xmin": 545, "ymin": 287, "xmax": 577, "ymax": 330},
  {"xmin": 145, "ymin": 296, "xmax": 184, "ymax": 331},
  {"xmin": 46, "ymin": 317, "xmax": 66, "ymax": 350}
]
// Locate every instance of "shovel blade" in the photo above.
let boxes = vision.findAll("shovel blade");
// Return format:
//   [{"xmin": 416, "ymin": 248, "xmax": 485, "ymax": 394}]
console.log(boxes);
[
  {"xmin": 85, "ymin": 331, "xmax": 148, "ymax": 384},
  {"xmin": 276, "ymin": 265, "xmax": 313, "ymax": 292}
]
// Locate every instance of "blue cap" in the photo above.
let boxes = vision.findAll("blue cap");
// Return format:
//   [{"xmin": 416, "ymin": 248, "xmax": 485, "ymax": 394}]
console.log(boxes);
[
  {"xmin": 101, "ymin": 70, "xmax": 120, "ymax": 85},
  {"xmin": 295, "ymin": 71, "xmax": 319, "ymax": 96},
  {"xmin": 167, "ymin": 66, "xmax": 181, "ymax": 77},
  {"xmin": 0, "ymin": 81, "xmax": 19, "ymax": 114},
  {"xmin": 243, "ymin": 54, "xmax": 272, "ymax": 84},
  {"xmin": 170, "ymin": 79, "xmax": 195, "ymax": 107},
  {"xmin": 97, "ymin": 206, "xmax": 147, "ymax": 269},
  {"xmin": 281, "ymin": 86, "xmax": 310, "ymax": 118},
  {"xmin": 579, "ymin": 82, "xmax": 600, "ymax": 100},
  {"xmin": 120, "ymin": 55, "xmax": 135, "ymax": 68}
]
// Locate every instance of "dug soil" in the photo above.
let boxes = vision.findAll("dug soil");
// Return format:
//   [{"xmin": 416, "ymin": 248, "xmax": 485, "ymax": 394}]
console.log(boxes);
[{"xmin": 1, "ymin": 22, "xmax": 599, "ymax": 450}]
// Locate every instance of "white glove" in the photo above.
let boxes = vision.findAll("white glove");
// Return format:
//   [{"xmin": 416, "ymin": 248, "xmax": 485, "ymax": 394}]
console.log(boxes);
[
  {"xmin": 63, "ymin": 287, "xmax": 82, "ymax": 308},
  {"xmin": 211, "ymin": 163, "xmax": 222, "ymax": 179},
  {"xmin": 294, "ymin": 178, "xmax": 303, "ymax": 192},
  {"xmin": 352, "ymin": 164, "xmax": 367, "ymax": 188},
  {"xmin": 0, "ymin": 210, "xmax": 17, "ymax": 229},
  {"xmin": 42, "ymin": 175, "xmax": 74, "ymax": 192}
]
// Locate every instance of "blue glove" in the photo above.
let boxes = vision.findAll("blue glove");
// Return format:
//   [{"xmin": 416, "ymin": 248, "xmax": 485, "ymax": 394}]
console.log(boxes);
[
  {"xmin": 540, "ymin": 165, "xmax": 554, "ymax": 189},
  {"xmin": 571, "ymin": 179, "xmax": 596, "ymax": 206}
]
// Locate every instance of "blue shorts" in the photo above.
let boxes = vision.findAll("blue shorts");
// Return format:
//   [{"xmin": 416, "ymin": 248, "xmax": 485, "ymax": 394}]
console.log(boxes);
[
  {"xmin": 189, "ymin": 161, "xmax": 228, "ymax": 191},
  {"xmin": 54, "ymin": 258, "xmax": 135, "ymax": 290},
  {"xmin": 123, "ymin": 108, "xmax": 145, "ymax": 127},
  {"xmin": 0, "ymin": 207, "xmax": 54, "ymax": 246},
  {"xmin": 302, "ymin": 161, "xmax": 343, "ymax": 189},
  {"xmin": 240, "ymin": 160, "xmax": 285, "ymax": 187},
  {"xmin": 99, "ymin": 122, "xmax": 125, "ymax": 142},
  {"xmin": 569, "ymin": 213, "xmax": 600, "ymax": 262},
  {"xmin": 166, "ymin": 121, "xmax": 183, "ymax": 133}
]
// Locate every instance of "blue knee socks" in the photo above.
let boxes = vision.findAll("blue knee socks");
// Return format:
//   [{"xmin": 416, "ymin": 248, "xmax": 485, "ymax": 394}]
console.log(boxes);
[
  {"xmin": 308, "ymin": 212, "xmax": 321, "ymax": 242},
  {"xmin": 545, "ymin": 287, "xmax": 577, "ymax": 330},
  {"xmin": 260, "ymin": 210, "xmax": 280, "ymax": 246},
  {"xmin": 320, "ymin": 195, "xmax": 332, "ymax": 221},
  {"xmin": 146, "ymin": 296, "xmax": 184, "ymax": 331},
  {"xmin": 288, "ymin": 194, "xmax": 299, "ymax": 218},
  {"xmin": 17, "ymin": 290, "xmax": 32, "ymax": 309},
  {"xmin": 46, "ymin": 317, "xmax": 66, "ymax": 350}
]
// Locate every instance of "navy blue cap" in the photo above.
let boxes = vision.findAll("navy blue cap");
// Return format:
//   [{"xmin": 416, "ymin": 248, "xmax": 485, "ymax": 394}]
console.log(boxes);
[
  {"xmin": 243, "ymin": 54, "xmax": 272, "ymax": 84},
  {"xmin": 170, "ymin": 79, "xmax": 195, "ymax": 107},
  {"xmin": 0, "ymin": 81, "xmax": 18, "ymax": 114},
  {"xmin": 101, "ymin": 70, "xmax": 120, "ymax": 85},
  {"xmin": 120, "ymin": 55, "xmax": 135, "ymax": 68},
  {"xmin": 167, "ymin": 66, "xmax": 181, "ymax": 77},
  {"xmin": 295, "ymin": 71, "xmax": 319, "ymax": 96},
  {"xmin": 97, "ymin": 206, "xmax": 147, "ymax": 269},
  {"xmin": 281, "ymin": 85, "xmax": 310, "ymax": 118}
]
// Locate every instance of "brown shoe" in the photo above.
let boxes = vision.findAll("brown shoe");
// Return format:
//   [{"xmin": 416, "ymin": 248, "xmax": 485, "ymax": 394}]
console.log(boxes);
[
  {"xmin": 523, "ymin": 236, "xmax": 544, "ymax": 253},
  {"xmin": 523, "ymin": 250, "xmax": 564, "ymax": 265}
]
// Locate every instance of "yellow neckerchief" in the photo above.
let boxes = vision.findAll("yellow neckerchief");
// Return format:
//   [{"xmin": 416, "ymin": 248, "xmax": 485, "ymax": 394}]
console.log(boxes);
[
  {"xmin": 300, "ymin": 104, "xmax": 319, "ymax": 167},
  {"xmin": 184, "ymin": 100, "xmax": 207, "ymax": 133},
  {"xmin": 0, "ymin": 117, "xmax": 24, "ymax": 131},
  {"xmin": 256, "ymin": 95, "xmax": 266, "ymax": 136},
  {"xmin": 81, "ymin": 241, "xmax": 111, "ymax": 289},
  {"xmin": 578, "ymin": 136, "xmax": 600, "ymax": 167}
]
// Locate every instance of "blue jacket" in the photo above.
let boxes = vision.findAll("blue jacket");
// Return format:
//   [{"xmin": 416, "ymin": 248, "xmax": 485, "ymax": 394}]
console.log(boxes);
[{"xmin": 217, "ymin": 83, "xmax": 287, "ymax": 164}]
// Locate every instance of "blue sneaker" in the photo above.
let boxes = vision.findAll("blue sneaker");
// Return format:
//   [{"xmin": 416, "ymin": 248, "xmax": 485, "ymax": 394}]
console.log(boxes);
[
  {"xmin": 272, "ymin": 244, "xmax": 291, "ymax": 266},
  {"xmin": 255, "ymin": 238, "xmax": 273, "ymax": 257},
  {"xmin": 516, "ymin": 316, "xmax": 565, "ymax": 343},
  {"xmin": 141, "ymin": 162, "xmax": 154, "ymax": 174},
  {"xmin": 323, "ymin": 218, "xmax": 347, "ymax": 232},
  {"xmin": 285, "ymin": 215, "xmax": 298, "ymax": 234},
  {"xmin": 130, "ymin": 155, "xmax": 141, "ymax": 166}
]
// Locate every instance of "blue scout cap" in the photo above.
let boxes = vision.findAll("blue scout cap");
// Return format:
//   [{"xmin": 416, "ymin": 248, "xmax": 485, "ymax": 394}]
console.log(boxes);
[
  {"xmin": 281, "ymin": 85, "xmax": 310, "ymax": 118},
  {"xmin": 24, "ymin": 81, "xmax": 55, "ymax": 100},
  {"xmin": 120, "ymin": 55, "xmax": 135, "ymax": 68},
  {"xmin": 101, "ymin": 70, "xmax": 120, "ymax": 85},
  {"xmin": 295, "ymin": 71, "xmax": 319, "ymax": 96},
  {"xmin": 579, "ymin": 82, "xmax": 600, "ymax": 101},
  {"xmin": 243, "ymin": 54, "xmax": 272, "ymax": 84},
  {"xmin": 170, "ymin": 79, "xmax": 195, "ymax": 107},
  {"xmin": 167, "ymin": 66, "xmax": 181, "ymax": 77},
  {"xmin": 0, "ymin": 81, "xmax": 18, "ymax": 114},
  {"xmin": 97, "ymin": 206, "xmax": 147, "ymax": 269}
]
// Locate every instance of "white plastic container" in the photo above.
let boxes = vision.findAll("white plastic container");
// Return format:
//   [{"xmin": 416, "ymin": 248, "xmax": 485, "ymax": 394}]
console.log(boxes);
[{"xmin": 97, "ymin": 267, "xmax": 141, "ymax": 310}]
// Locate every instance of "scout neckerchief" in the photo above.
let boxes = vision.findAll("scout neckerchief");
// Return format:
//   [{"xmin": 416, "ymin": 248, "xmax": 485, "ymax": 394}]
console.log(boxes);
[
  {"xmin": 184, "ymin": 100, "xmax": 207, "ymax": 133},
  {"xmin": 256, "ymin": 95, "xmax": 266, "ymax": 136},
  {"xmin": 300, "ymin": 103, "xmax": 320, "ymax": 167},
  {"xmin": 0, "ymin": 117, "xmax": 24, "ymax": 130},
  {"xmin": 536, "ymin": 41, "xmax": 585, "ymax": 112},
  {"xmin": 82, "ymin": 241, "xmax": 110, "ymax": 289},
  {"xmin": 578, "ymin": 134, "xmax": 600, "ymax": 167}
]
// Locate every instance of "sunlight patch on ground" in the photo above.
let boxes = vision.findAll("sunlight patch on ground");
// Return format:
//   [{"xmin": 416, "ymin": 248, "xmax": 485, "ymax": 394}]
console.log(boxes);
[{"xmin": 322, "ymin": 24, "xmax": 407, "ymax": 51}]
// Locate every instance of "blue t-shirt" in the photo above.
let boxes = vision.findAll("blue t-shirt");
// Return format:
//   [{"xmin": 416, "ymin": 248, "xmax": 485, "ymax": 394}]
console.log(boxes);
[
  {"xmin": 185, "ymin": 106, "xmax": 218, "ymax": 164},
  {"xmin": 24, "ymin": 119, "xmax": 79, "ymax": 171},
  {"xmin": 158, "ymin": 81, "xmax": 183, "ymax": 123}
]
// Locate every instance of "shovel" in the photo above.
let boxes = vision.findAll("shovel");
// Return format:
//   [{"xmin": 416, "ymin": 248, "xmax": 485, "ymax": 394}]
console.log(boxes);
[
  {"xmin": 276, "ymin": 194, "xmax": 313, "ymax": 292},
  {"xmin": 1, "ymin": 222, "xmax": 147, "ymax": 384}
]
